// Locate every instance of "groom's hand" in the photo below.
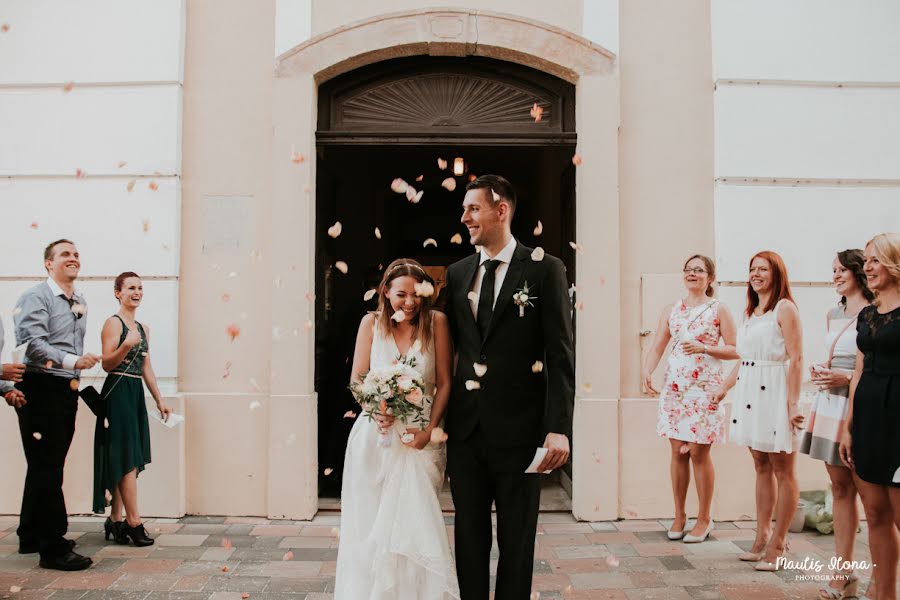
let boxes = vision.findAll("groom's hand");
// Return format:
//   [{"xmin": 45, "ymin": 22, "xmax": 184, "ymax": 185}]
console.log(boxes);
[{"xmin": 538, "ymin": 432, "xmax": 570, "ymax": 472}]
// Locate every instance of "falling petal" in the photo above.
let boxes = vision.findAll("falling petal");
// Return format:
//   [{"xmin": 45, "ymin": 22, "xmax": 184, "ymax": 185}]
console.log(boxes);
[
  {"xmin": 467, "ymin": 291, "xmax": 478, "ymax": 303},
  {"xmin": 117, "ymin": 161, "xmax": 127, "ymax": 168},
  {"xmin": 679, "ymin": 443, "xmax": 690, "ymax": 455},
  {"xmin": 374, "ymin": 227, "xmax": 382, "ymax": 239},
  {"xmin": 148, "ymin": 181, "xmax": 158, "ymax": 191},
  {"xmin": 441, "ymin": 177, "xmax": 457, "ymax": 191},
  {"xmin": 450, "ymin": 233, "xmax": 462, "ymax": 244},
  {"xmin": 532, "ymin": 361, "xmax": 544, "ymax": 373},
  {"xmin": 75, "ymin": 168, "xmax": 85, "ymax": 179},
  {"xmin": 430, "ymin": 427, "xmax": 448, "ymax": 443},
  {"xmin": 405, "ymin": 186, "xmax": 418, "ymax": 202},
  {"xmin": 581, "ymin": 382, "xmax": 593, "ymax": 393},
  {"xmin": 531, "ymin": 247, "xmax": 545, "ymax": 262},
  {"xmin": 221, "ymin": 566, "xmax": 229, "ymax": 572},
  {"xmin": 327, "ymin": 221, "xmax": 342, "ymax": 238},
  {"xmin": 533, "ymin": 220, "xmax": 543, "ymax": 236},
  {"xmin": 391, "ymin": 178, "xmax": 409, "ymax": 194},
  {"xmin": 623, "ymin": 506, "xmax": 638, "ymax": 518},
  {"xmin": 415, "ymin": 174, "xmax": 424, "ymax": 182},
  {"xmin": 423, "ymin": 238, "xmax": 437, "ymax": 248},
  {"xmin": 291, "ymin": 152, "xmax": 306, "ymax": 164},
  {"xmin": 249, "ymin": 400, "xmax": 262, "ymax": 410},
  {"xmin": 142, "ymin": 218, "xmax": 150, "ymax": 233},
  {"xmin": 305, "ymin": 292, "xmax": 315, "ymax": 301},
  {"xmin": 575, "ymin": 301, "xmax": 585, "ymax": 311},
  {"xmin": 45, "ymin": 360, "xmax": 54, "ymax": 369},
  {"xmin": 530, "ymin": 592, "xmax": 540, "ymax": 600},
  {"xmin": 592, "ymin": 451, "xmax": 602, "ymax": 463},
  {"xmin": 303, "ymin": 320, "xmax": 313, "ymax": 332},
  {"xmin": 437, "ymin": 158, "xmax": 448, "ymax": 170},
  {"xmin": 221, "ymin": 538, "xmax": 233, "ymax": 550},
  {"xmin": 63, "ymin": 81, "xmax": 74, "ymax": 93},
  {"xmin": 1, "ymin": 23, "xmax": 9, "ymax": 33},
  {"xmin": 491, "ymin": 189, "xmax": 500, "ymax": 202},
  {"xmin": 569, "ymin": 241, "xmax": 584, "ymax": 254},
  {"xmin": 414, "ymin": 281, "xmax": 434, "ymax": 298},
  {"xmin": 324, "ymin": 467, "xmax": 333, "ymax": 476},
  {"xmin": 241, "ymin": 594, "xmax": 249, "ymax": 599},
  {"xmin": 282, "ymin": 551, "xmax": 294, "ymax": 561},
  {"xmin": 126, "ymin": 179, "xmax": 136, "ymax": 192},
  {"xmin": 572, "ymin": 153, "xmax": 583, "ymax": 166},
  {"xmin": 465, "ymin": 380, "xmax": 481, "ymax": 391},
  {"xmin": 221, "ymin": 293, "xmax": 231, "ymax": 303},
  {"xmin": 363, "ymin": 289, "xmax": 376, "ymax": 301},
  {"xmin": 530, "ymin": 103, "xmax": 544, "ymax": 123},
  {"xmin": 605, "ymin": 555, "xmax": 619, "ymax": 568},
  {"xmin": 331, "ymin": 527, "xmax": 340, "ymax": 537},
  {"xmin": 473, "ymin": 363, "xmax": 487, "ymax": 377},
  {"xmin": 227, "ymin": 271, "xmax": 238, "ymax": 279},
  {"xmin": 30, "ymin": 220, "xmax": 39, "ymax": 230},
  {"xmin": 33, "ymin": 432, "xmax": 42, "ymax": 440},
  {"xmin": 334, "ymin": 261, "xmax": 348, "ymax": 274},
  {"xmin": 391, "ymin": 310, "xmax": 405, "ymax": 323},
  {"xmin": 9, "ymin": 586, "xmax": 22, "ymax": 594},
  {"xmin": 343, "ymin": 410, "xmax": 357, "ymax": 419},
  {"xmin": 226, "ymin": 323, "xmax": 240, "ymax": 342}
]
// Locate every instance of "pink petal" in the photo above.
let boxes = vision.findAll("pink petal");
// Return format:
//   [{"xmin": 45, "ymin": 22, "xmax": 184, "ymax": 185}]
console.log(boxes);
[
  {"xmin": 374, "ymin": 227, "xmax": 382, "ymax": 239},
  {"xmin": 226, "ymin": 323, "xmax": 241, "ymax": 341},
  {"xmin": 572, "ymin": 153, "xmax": 583, "ymax": 166},
  {"xmin": 32, "ymin": 432, "xmax": 42, "ymax": 440},
  {"xmin": 291, "ymin": 152, "xmax": 305, "ymax": 164},
  {"xmin": 415, "ymin": 174, "xmax": 424, "ymax": 182},
  {"xmin": 531, "ymin": 247, "xmax": 545, "ymax": 262},
  {"xmin": 343, "ymin": 410, "xmax": 357, "ymax": 419},
  {"xmin": 63, "ymin": 81, "xmax": 74, "ymax": 93},
  {"xmin": 323, "ymin": 468, "xmax": 333, "ymax": 476},
  {"xmin": 363, "ymin": 289, "xmax": 376, "ymax": 301},
  {"xmin": 473, "ymin": 363, "xmax": 487, "ymax": 377},
  {"xmin": 450, "ymin": 233, "xmax": 462, "ymax": 244},
  {"xmin": 327, "ymin": 221, "xmax": 342, "ymax": 238},
  {"xmin": 391, "ymin": 310, "xmax": 405, "ymax": 323},
  {"xmin": 533, "ymin": 221, "xmax": 543, "ymax": 236},
  {"xmin": 441, "ymin": 177, "xmax": 457, "ymax": 191},
  {"xmin": 391, "ymin": 178, "xmax": 409, "ymax": 194},
  {"xmin": 334, "ymin": 261, "xmax": 348, "ymax": 274},
  {"xmin": 148, "ymin": 181, "xmax": 159, "ymax": 191},
  {"xmin": 437, "ymin": 158, "xmax": 448, "ymax": 170},
  {"xmin": 531, "ymin": 361, "xmax": 543, "ymax": 373},
  {"xmin": 465, "ymin": 380, "xmax": 480, "ymax": 390},
  {"xmin": 605, "ymin": 555, "xmax": 619, "ymax": 568},
  {"xmin": 530, "ymin": 103, "xmax": 544, "ymax": 123},
  {"xmin": 126, "ymin": 179, "xmax": 136, "ymax": 192},
  {"xmin": 282, "ymin": 551, "xmax": 294, "ymax": 561},
  {"xmin": 423, "ymin": 238, "xmax": 437, "ymax": 248},
  {"xmin": 117, "ymin": 161, "xmax": 127, "ymax": 168},
  {"xmin": 581, "ymin": 382, "xmax": 593, "ymax": 393}
]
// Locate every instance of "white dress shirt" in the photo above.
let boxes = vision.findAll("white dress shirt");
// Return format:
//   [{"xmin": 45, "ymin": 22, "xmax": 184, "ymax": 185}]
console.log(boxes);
[{"xmin": 469, "ymin": 236, "xmax": 518, "ymax": 319}]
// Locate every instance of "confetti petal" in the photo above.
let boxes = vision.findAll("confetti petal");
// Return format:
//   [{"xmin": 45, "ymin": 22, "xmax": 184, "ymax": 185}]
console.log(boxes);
[
  {"xmin": 63, "ymin": 81, "xmax": 74, "ymax": 93},
  {"xmin": 331, "ymin": 527, "xmax": 340, "ymax": 537},
  {"xmin": 574, "ymin": 301, "xmax": 585, "ymax": 311},
  {"xmin": 45, "ymin": 360, "xmax": 54, "ymax": 369},
  {"xmin": 530, "ymin": 103, "xmax": 544, "ymax": 123},
  {"xmin": 391, "ymin": 310, "xmax": 405, "ymax": 323},
  {"xmin": 414, "ymin": 281, "xmax": 434, "ymax": 297},
  {"xmin": 532, "ymin": 361, "xmax": 544, "ymax": 373},
  {"xmin": 473, "ymin": 363, "xmax": 487, "ymax": 377},
  {"xmin": 467, "ymin": 291, "xmax": 478, "ymax": 303},
  {"xmin": 148, "ymin": 181, "xmax": 158, "ymax": 191},
  {"xmin": 221, "ymin": 566, "xmax": 229, "ymax": 572},
  {"xmin": 75, "ymin": 168, "xmax": 85, "ymax": 179},
  {"xmin": 9, "ymin": 586, "xmax": 22, "ymax": 594},
  {"xmin": 423, "ymin": 238, "xmax": 437, "ymax": 248},
  {"xmin": 415, "ymin": 174, "xmax": 424, "ymax": 182},
  {"xmin": 437, "ymin": 158, "xmax": 448, "ymax": 170},
  {"xmin": 1, "ymin": 23, "xmax": 10, "ymax": 33},
  {"xmin": 374, "ymin": 227, "xmax": 382, "ymax": 239},
  {"xmin": 303, "ymin": 320, "xmax": 313, "ymax": 332},
  {"xmin": 391, "ymin": 178, "xmax": 409, "ymax": 194},
  {"xmin": 450, "ymin": 233, "xmax": 463, "ymax": 244},
  {"xmin": 605, "ymin": 555, "xmax": 619, "ymax": 568},
  {"xmin": 142, "ymin": 218, "xmax": 150, "ymax": 233},
  {"xmin": 572, "ymin": 153, "xmax": 583, "ymax": 166},
  {"xmin": 430, "ymin": 427, "xmax": 448, "ymax": 443},
  {"xmin": 117, "ymin": 161, "xmax": 127, "ymax": 169},
  {"xmin": 531, "ymin": 247, "xmax": 545, "ymax": 262},
  {"xmin": 241, "ymin": 594, "xmax": 249, "ymax": 599},
  {"xmin": 33, "ymin": 432, "xmax": 42, "ymax": 440},
  {"xmin": 334, "ymin": 261, "xmax": 348, "ymax": 274},
  {"xmin": 249, "ymin": 400, "xmax": 262, "ymax": 410},
  {"xmin": 324, "ymin": 467, "xmax": 333, "ymax": 476},
  {"xmin": 291, "ymin": 152, "xmax": 305, "ymax": 164},
  {"xmin": 221, "ymin": 538, "xmax": 233, "ymax": 550},
  {"xmin": 226, "ymin": 323, "xmax": 240, "ymax": 342},
  {"xmin": 69, "ymin": 378, "xmax": 80, "ymax": 392},
  {"xmin": 30, "ymin": 220, "xmax": 39, "ymax": 230},
  {"xmin": 441, "ymin": 177, "xmax": 457, "ymax": 191},
  {"xmin": 221, "ymin": 293, "xmax": 231, "ymax": 303},
  {"xmin": 305, "ymin": 292, "xmax": 315, "ymax": 301},
  {"xmin": 126, "ymin": 179, "xmax": 136, "ymax": 192},
  {"xmin": 327, "ymin": 221, "xmax": 342, "ymax": 238},
  {"xmin": 363, "ymin": 289, "xmax": 376, "ymax": 301},
  {"xmin": 491, "ymin": 189, "xmax": 500, "ymax": 202},
  {"xmin": 533, "ymin": 220, "xmax": 543, "ymax": 236},
  {"xmin": 569, "ymin": 241, "xmax": 584, "ymax": 254},
  {"xmin": 465, "ymin": 380, "xmax": 481, "ymax": 391},
  {"xmin": 343, "ymin": 410, "xmax": 357, "ymax": 419},
  {"xmin": 282, "ymin": 551, "xmax": 294, "ymax": 561},
  {"xmin": 581, "ymin": 382, "xmax": 593, "ymax": 393}
]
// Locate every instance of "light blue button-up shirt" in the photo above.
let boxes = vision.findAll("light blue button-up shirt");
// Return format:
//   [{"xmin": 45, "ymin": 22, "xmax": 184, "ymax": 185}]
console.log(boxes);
[
  {"xmin": 0, "ymin": 319, "xmax": 13, "ymax": 394},
  {"xmin": 14, "ymin": 278, "xmax": 88, "ymax": 379}
]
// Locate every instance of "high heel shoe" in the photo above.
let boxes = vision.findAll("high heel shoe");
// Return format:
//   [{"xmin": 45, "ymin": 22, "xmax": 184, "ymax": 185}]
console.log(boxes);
[
  {"xmin": 683, "ymin": 520, "xmax": 714, "ymax": 543},
  {"xmin": 667, "ymin": 519, "xmax": 687, "ymax": 540},
  {"xmin": 103, "ymin": 517, "xmax": 127, "ymax": 544},
  {"xmin": 121, "ymin": 522, "xmax": 154, "ymax": 547},
  {"xmin": 738, "ymin": 550, "xmax": 764, "ymax": 561},
  {"xmin": 819, "ymin": 572, "xmax": 859, "ymax": 599},
  {"xmin": 754, "ymin": 541, "xmax": 791, "ymax": 571}
]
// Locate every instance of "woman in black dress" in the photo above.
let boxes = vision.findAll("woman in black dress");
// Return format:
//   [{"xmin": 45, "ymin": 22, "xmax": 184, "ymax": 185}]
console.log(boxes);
[{"xmin": 840, "ymin": 232, "xmax": 900, "ymax": 600}]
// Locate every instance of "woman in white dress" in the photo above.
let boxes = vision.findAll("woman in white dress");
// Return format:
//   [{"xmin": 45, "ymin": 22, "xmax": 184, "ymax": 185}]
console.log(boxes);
[
  {"xmin": 642, "ymin": 255, "xmax": 738, "ymax": 543},
  {"xmin": 335, "ymin": 259, "xmax": 459, "ymax": 600},
  {"xmin": 713, "ymin": 251, "xmax": 804, "ymax": 572}
]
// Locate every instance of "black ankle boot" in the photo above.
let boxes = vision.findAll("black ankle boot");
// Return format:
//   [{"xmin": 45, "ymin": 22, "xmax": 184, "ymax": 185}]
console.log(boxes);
[
  {"xmin": 104, "ymin": 518, "xmax": 127, "ymax": 544},
  {"xmin": 121, "ymin": 522, "xmax": 154, "ymax": 547}
]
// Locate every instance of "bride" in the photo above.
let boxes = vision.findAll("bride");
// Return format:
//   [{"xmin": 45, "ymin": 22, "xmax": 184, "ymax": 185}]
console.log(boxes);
[{"xmin": 335, "ymin": 259, "xmax": 459, "ymax": 600}]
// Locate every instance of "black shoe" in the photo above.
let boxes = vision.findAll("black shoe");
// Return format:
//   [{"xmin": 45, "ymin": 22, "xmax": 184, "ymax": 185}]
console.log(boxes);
[
  {"xmin": 104, "ymin": 518, "xmax": 127, "ymax": 544},
  {"xmin": 19, "ymin": 538, "xmax": 76, "ymax": 555},
  {"xmin": 121, "ymin": 522, "xmax": 154, "ymax": 547},
  {"xmin": 39, "ymin": 550, "xmax": 92, "ymax": 571}
]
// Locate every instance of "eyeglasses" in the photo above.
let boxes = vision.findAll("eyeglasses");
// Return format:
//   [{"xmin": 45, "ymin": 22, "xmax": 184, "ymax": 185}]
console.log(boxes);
[{"xmin": 683, "ymin": 268, "xmax": 708, "ymax": 275}]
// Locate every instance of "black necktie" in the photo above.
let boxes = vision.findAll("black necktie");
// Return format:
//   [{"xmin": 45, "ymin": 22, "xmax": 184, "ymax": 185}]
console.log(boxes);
[{"xmin": 477, "ymin": 259, "xmax": 501, "ymax": 337}]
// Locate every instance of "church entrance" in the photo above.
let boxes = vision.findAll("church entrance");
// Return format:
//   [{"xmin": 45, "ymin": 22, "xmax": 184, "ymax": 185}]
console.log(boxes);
[{"xmin": 313, "ymin": 56, "xmax": 577, "ymax": 511}]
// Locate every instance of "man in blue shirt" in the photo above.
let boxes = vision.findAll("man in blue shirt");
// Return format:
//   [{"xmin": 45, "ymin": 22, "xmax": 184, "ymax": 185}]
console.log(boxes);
[{"xmin": 12, "ymin": 239, "xmax": 101, "ymax": 570}]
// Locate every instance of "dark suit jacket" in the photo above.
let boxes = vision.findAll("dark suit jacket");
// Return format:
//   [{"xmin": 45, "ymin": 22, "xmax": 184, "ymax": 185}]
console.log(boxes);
[{"xmin": 444, "ymin": 241, "xmax": 575, "ymax": 448}]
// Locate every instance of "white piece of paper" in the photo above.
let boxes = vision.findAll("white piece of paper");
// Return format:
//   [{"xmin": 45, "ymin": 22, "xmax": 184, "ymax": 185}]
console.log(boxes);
[
  {"xmin": 12, "ymin": 342, "xmax": 28, "ymax": 364},
  {"xmin": 524, "ymin": 447, "xmax": 552, "ymax": 474},
  {"xmin": 149, "ymin": 408, "xmax": 184, "ymax": 429},
  {"xmin": 893, "ymin": 466, "xmax": 900, "ymax": 484}
]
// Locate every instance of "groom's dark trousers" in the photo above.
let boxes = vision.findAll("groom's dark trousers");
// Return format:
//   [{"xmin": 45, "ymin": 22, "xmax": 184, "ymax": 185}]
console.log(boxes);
[{"xmin": 445, "ymin": 241, "xmax": 575, "ymax": 600}]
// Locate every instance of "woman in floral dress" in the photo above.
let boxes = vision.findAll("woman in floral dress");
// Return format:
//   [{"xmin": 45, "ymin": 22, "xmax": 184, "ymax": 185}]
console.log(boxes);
[{"xmin": 643, "ymin": 255, "xmax": 739, "ymax": 543}]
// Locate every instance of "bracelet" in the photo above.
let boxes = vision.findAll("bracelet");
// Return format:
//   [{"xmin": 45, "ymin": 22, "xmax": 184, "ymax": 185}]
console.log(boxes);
[{"xmin": 703, "ymin": 345, "xmax": 709, "ymax": 355}]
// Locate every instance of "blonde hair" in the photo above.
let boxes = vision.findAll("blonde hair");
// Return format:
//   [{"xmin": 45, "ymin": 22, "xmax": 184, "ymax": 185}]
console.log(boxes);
[
  {"xmin": 375, "ymin": 258, "xmax": 435, "ymax": 350},
  {"xmin": 866, "ymin": 232, "xmax": 900, "ymax": 303}
]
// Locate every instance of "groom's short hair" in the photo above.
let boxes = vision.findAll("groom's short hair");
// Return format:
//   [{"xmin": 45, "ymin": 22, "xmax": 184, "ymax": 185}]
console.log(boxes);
[{"xmin": 466, "ymin": 174, "xmax": 516, "ymax": 217}]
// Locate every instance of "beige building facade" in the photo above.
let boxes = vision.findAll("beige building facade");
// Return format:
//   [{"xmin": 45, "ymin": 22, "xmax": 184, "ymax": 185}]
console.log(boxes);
[{"xmin": 2, "ymin": 0, "xmax": 899, "ymax": 521}]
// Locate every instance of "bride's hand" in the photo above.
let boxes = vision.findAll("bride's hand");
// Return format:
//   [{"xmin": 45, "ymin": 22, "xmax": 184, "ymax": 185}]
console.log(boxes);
[
  {"xmin": 402, "ymin": 428, "xmax": 431, "ymax": 450},
  {"xmin": 373, "ymin": 411, "xmax": 395, "ymax": 432}
]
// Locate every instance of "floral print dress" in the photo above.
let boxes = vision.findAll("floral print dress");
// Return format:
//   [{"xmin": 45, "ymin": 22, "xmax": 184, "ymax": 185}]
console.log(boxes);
[{"xmin": 656, "ymin": 299, "xmax": 726, "ymax": 444}]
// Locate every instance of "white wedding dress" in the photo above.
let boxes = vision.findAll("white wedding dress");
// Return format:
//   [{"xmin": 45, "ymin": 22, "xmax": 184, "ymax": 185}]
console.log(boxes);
[{"xmin": 335, "ymin": 320, "xmax": 459, "ymax": 600}]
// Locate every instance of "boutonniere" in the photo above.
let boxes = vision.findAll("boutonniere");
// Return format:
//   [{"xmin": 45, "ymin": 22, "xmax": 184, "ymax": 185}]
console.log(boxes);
[
  {"xmin": 512, "ymin": 282, "xmax": 536, "ymax": 317},
  {"xmin": 71, "ymin": 302, "xmax": 86, "ymax": 317}
]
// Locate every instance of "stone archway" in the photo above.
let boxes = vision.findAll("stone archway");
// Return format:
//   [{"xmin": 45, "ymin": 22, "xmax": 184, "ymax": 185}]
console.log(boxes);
[{"xmin": 268, "ymin": 8, "xmax": 620, "ymax": 521}]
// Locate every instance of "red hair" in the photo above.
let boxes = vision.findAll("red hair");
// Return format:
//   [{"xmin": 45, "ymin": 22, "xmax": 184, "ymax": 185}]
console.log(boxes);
[{"xmin": 746, "ymin": 251, "xmax": 794, "ymax": 317}]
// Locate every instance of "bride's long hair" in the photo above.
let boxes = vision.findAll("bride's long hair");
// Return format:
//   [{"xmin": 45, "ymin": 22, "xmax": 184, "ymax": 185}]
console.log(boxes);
[{"xmin": 375, "ymin": 258, "xmax": 436, "ymax": 351}]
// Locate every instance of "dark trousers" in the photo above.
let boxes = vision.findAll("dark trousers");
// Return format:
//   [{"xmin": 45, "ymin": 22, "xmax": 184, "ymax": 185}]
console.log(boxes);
[
  {"xmin": 447, "ymin": 428, "xmax": 541, "ymax": 600},
  {"xmin": 15, "ymin": 372, "xmax": 78, "ymax": 558}
]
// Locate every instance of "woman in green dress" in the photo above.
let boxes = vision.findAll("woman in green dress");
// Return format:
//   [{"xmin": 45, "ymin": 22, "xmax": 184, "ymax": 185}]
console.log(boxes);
[{"xmin": 93, "ymin": 272, "xmax": 170, "ymax": 546}]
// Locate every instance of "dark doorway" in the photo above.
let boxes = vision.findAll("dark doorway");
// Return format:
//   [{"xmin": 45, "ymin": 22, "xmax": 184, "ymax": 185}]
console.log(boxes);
[{"xmin": 313, "ymin": 57, "xmax": 577, "ymax": 509}]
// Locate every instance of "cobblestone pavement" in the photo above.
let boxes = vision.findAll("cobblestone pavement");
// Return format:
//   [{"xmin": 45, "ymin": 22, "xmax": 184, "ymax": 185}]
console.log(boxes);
[{"xmin": 0, "ymin": 514, "xmax": 882, "ymax": 600}]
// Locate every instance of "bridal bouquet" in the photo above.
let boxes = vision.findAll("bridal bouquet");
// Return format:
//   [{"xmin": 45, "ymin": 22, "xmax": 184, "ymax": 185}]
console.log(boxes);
[{"xmin": 349, "ymin": 356, "xmax": 431, "ymax": 446}]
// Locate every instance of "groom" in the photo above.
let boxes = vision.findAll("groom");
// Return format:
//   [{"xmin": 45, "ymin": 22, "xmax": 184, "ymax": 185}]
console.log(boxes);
[{"xmin": 444, "ymin": 175, "xmax": 575, "ymax": 599}]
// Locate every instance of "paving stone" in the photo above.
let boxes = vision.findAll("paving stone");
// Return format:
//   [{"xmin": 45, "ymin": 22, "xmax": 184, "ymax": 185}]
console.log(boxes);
[
  {"xmin": 202, "ymin": 576, "xmax": 271, "ymax": 593},
  {"xmin": 79, "ymin": 591, "xmax": 151, "ymax": 600},
  {"xmin": 108, "ymin": 574, "xmax": 181, "ymax": 592},
  {"xmin": 659, "ymin": 555, "xmax": 694, "ymax": 571},
  {"xmin": 263, "ymin": 577, "xmax": 332, "ymax": 593},
  {"xmin": 154, "ymin": 536, "xmax": 208, "ymax": 548},
  {"xmin": 178, "ymin": 518, "xmax": 226, "ymax": 525}
]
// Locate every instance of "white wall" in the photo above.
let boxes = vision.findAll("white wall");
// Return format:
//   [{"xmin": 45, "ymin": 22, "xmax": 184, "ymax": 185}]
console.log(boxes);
[
  {"xmin": 712, "ymin": 0, "xmax": 900, "ymax": 370},
  {"xmin": 275, "ymin": 0, "xmax": 312, "ymax": 57},
  {"xmin": 582, "ymin": 0, "xmax": 619, "ymax": 55},
  {"xmin": 0, "ymin": 0, "xmax": 185, "ymax": 490}
]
